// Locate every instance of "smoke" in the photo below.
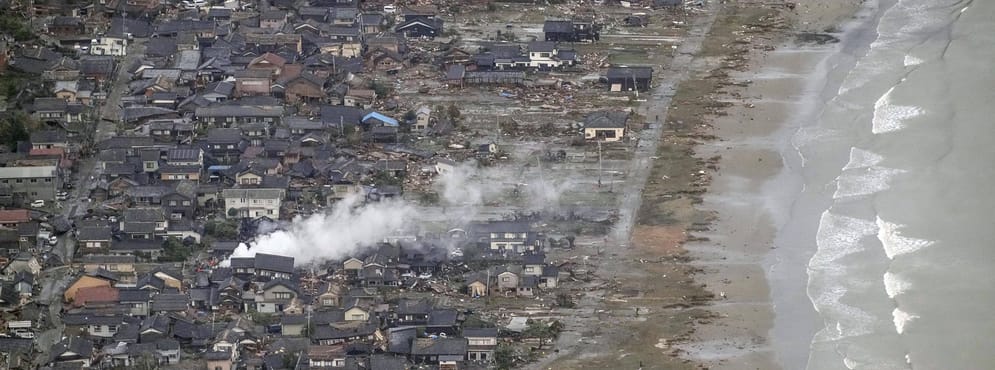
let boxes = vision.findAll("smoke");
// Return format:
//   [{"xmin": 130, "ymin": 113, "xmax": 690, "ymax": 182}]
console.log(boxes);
[
  {"xmin": 434, "ymin": 161, "xmax": 575, "ymax": 213},
  {"xmin": 229, "ymin": 193, "xmax": 417, "ymax": 265}
]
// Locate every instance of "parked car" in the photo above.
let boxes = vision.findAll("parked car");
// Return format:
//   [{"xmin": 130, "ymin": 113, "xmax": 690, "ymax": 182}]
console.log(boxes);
[
  {"xmin": 56, "ymin": 191, "xmax": 69, "ymax": 201},
  {"xmin": 48, "ymin": 236, "xmax": 58, "ymax": 246},
  {"xmin": 30, "ymin": 200, "xmax": 45, "ymax": 208}
]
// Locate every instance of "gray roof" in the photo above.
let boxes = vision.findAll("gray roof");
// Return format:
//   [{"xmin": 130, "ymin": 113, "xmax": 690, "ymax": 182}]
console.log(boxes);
[
  {"xmin": 606, "ymin": 66, "xmax": 653, "ymax": 79},
  {"xmin": 528, "ymin": 41, "xmax": 556, "ymax": 53},
  {"xmin": 30, "ymin": 130, "xmax": 67, "ymax": 144},
  {"xmin": 463, "ymin": 327, "xmax": 498, "ymax": 338},
  {"xmin": 167, "ymin": 148, "xmax": 202, "ymax": 162},
  {"xmin": 207, "ymin": 128, "xmax": 243, "ymax": 143},
  {"xmin": 196, "ymin": 105, "xmax": 284, "ymax": 117},
  {"xmin": 123, "ymin": 207, "xmax": 166, "ymax": 222},
  {"xmin": 0, "ymin": 166, "xmax": 58, "ymax": 179},
  {"xmin": 254, "ymin": 253, "xmax": 294, "ymax": 273},
  {"xmin": 118, "ymin": 289, "xmax": 151, "ymax": 302},
  {"xmin": 33, "ymin": 97, "xmax": 68, "ymax": 112},
  {"xmin": 152, "ymin": 293, "xmax": 189, "ymax": 311},
  {"xmin": 410, "ymin": 337, "xmax": 468, "ymax": 356},
  {"xmin": 583, "ymin": 110, "xmax": 629, "ymax": 129},
  {"xmin": 543, "ymin": 20, "xmax": 573, "ymax": 33},
  {"xmin": 222, "ymin": 188, "xmax": 285, "ymax": 200},
  {"xmin": 76, "ymin": 226, "xmax": 111, "ymax": 241}
]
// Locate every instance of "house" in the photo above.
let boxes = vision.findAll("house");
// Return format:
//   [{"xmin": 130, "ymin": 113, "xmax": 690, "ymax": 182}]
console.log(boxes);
[
  {"xmin": 543, "ymin": 19, "xmax": 600, "ymax": 42},
  {"xmin": 311, "ymin": 319, "xmax": 380, "ymax": 346},
  {"xmin": 360, "ymin": 13, "xmax": 385, "ymax": 34},
  {"xmin": 71, "ymin": 285, "xmax": 119, "ymax": 308},
  {"xmin": 151, "ymin": 292, "xmax": 189, "ymax": 314},
  {"xmin": 0, "ymin": 209, "xmax": 30, "ymax": 229},
  {"xmin": 309, "ymin": 345, "xmax": 347, "ymax": 368},
  {"xmin": 259, "ymin": 10, "xmax": 287, "ymax": 29},
  {"xmin": 522, "ymin": 254, "xmax": 545, "ymax": 276},
  {"xmin": 410, "ymin": 337, "xmax": 467, "ymax": 366},
  {"xmin": 49, "ymin": 336, "xmax": 94, "ymax": 367},
  {"xmin": 282, "ymin": 73, "xmax": 326, "ymax": 104},
  {"xmin": 195, "ymin": 105, "xmax": 284, "ymax": 127},
  {"xmin": 343, "ymin": 88, "xmax": 376, "ymax": 108},
  {"xmin": 606, "ymin": 66, "xmax": 653, "ymax": 92},
  {"xmin": 526, "ymin": 41, "xmax": 577, "ymax": 69},
  {"xmin": 255, "ymin": 279, "xmax": 297, "ymax": 313},
  {"xmin": 204, "ymin": 128, "xmax": 245, "ymax": 164},
  {"xmin": 81, "ymin": 254, "xmax": 134, "ymax": 274},
  {"xmin": 476, "ymin": 143, "xmax": 497, "ymax": 159},
  {"xmin": 466, "ymin": 273, "xmax": 489, "ymax": 297},
  {"xmin": 120, "ymin": 207, "xmax": 168, "ymax": 240},
  {"xmin": 80, "ymin": 57, "xmax": 116, "ymax": 82},
  {"xmin": 540, "ymin": 266, "xmax": 560, "ymax": 288},
  {"xmin": 0, "ymin": 338, "xmax": 33, "ymax": 368},
  {"xmin": 315, "ymin": 282, "xmax": 345, "ymax": 307},
  {"xmin": 32, "ymin": 97, "xmax": 85, "ymax": 124},
  {"xmin": 464, "ymin": 327, "xmax": 499, "ymax": 363},
  {"xmin": 222, "ymin": 188, "xmax": 285, "ymax": 219},
  {"xmin": 495, "ymin": 267, "xmax": 520, "ymax": 292},
  {"xmin": 395, "ymin": 299, "xmax": 432, "ymax": 325},
  {"xmin": 119, "ymin": 289, "xmax": 152, "ymax": 317},
  {"xmin": 233, "ymin": 69, "xmax": 273, "ymax": 97},
  {"xmin": 254, "ymin": 253, "xmax": 295, "ymax": 280},
  {"xmin": 583, "ymin": 110, "xmax": 629, "ymax": 142},
  {"xmin": 414, "ymin": 106, "xmax": 431, "ymax": 130},
  {"xmin": 518, "ymin": 275, "xmax": 539, "ymax": 297},
  {"xmin": 205, "ymin": 350, "xmax": 234, "ymax": 370},
  {"xmin": 243, "ymin": 33, "xmax": 302, "ymax": 54},
  {"xmin": 395, "ymin": 18, "xmax": 444, "ymax": 38},
  {"xmin": 47, "ymin": 16, "xmax": 84, "ymax": 36},
  {"xmin": 0, "ymin": 166, "xmax": 60, "ymax": 204},
  {"xmin": 91, "ymin": 37, "xmax": 128, "ymax": 56},
  {"xmin": 470, "ymin": 221, "xmax": 542, "ymax": 253},
  {"xmin": 64, "ymin": 272, "xmax": 116, "ymax": 303},
  {"xmin": 369, "ymin": 49, "xmax": 405, "ymax": 72},
  {"xmin": 30, "ymin": 130, "xmax": 69, "ymax": 151}
]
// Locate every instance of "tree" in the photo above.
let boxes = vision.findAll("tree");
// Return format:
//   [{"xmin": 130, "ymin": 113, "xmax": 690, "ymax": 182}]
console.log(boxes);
[
  {"xmin": 205, "ymin": 219, "xmax": 239, "ymax": 240},
  {"xmin": 494, "ymin": 344, "xmax": 515, "ymax": 370},
  {"xmin": 161, "ymin": 237, "xmax": 192, "ymax": 262},
  {"xmin": 447, "ymin": 103, "xmax": 461, "ymax": 121},
  {"xmin": 523, "ymin": 319, "xmax": 562, "ymax": 350},
  {"xmin": 227, "ymin": 207, "xmax": 240, "ymax": 218},
  {"xmin": 0, "ymin": 112, "xmax": 31, "ymax": 151}
]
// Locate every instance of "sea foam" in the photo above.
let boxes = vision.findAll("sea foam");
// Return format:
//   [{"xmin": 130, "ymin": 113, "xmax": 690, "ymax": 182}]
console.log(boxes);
[
  {"xmin": 892, "ymin": 308, "xmax": 918, "ymax": 334},
  {"xmin": 833, "ymin": 166, "xmax": 906, "ymax": 199},
  {"xmin": 903, "ymin": 54, "xmax": 924, "ymax": 67},
  {"xmin": 872, "ymin": 86, "xmax": 924, "ymax": 134},
  {"xmin": 876, "ymin": 216, "xmax": 934, "ymax": 259},
  {"xmin": 883, "ymin": 271, "xmax": 911, "ymax": 298},
  {"xmin": 810, "ymin": 211, "xmax": 877, "ymax": 268},
  {"xmin": 842, "ymin": 147, "xmax": 885, "ymax": 170}
]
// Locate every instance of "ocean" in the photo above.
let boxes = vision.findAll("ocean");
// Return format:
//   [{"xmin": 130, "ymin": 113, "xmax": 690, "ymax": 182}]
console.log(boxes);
[{"xmin": 769, "ymin": 0, "xmax": 995, "ymax": 369}]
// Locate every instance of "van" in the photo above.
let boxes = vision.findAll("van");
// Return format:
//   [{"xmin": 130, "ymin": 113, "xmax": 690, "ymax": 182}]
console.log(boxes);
[
  {"xmin": 12, "ymin": 329, "xmax": 34, "ymax": 339},
  {"xmin": 383, "ymin": 4, "xmax": 396, "ymax": 13}
]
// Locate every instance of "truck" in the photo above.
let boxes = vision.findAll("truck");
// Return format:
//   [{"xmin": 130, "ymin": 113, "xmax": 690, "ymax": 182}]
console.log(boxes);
[{"xmin": 7, "ymin": 321, "xmax": 34, "ymax": 339}]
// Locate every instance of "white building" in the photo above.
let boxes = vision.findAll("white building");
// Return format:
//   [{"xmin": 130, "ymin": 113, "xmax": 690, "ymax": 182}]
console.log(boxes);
[
  {"xmin": 91, "ymin": 37, "xmax": 128, "ymax": 56},
  {"xmin": 222, "ymin": 188, "xmax": 285, "ymax": 219}
]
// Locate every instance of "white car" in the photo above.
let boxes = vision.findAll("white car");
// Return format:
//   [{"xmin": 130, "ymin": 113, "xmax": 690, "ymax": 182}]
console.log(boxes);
[
  {"xmin": 30, "ymin": 200, "xmax": 45, "ymax": 208},
  {"xmin": 383, "ymin": 4, "xmax": 396, "ymax": 13},
  {"xmin": 418, "ymin": 272, "xmax": 433, "ymax": 279},
  {"xmin": 181, "ymin": 0, "xmax": 207, "ymax": 9},
  {"xmin": 48, "ymin": 236, "xmax": 58, "ymax": 246}
]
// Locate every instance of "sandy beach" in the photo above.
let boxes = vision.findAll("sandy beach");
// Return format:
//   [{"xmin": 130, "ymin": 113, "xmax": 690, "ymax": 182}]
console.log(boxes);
[{"xmin": 677, "ymin": 1, "xmax": 865, "ymax": 369}]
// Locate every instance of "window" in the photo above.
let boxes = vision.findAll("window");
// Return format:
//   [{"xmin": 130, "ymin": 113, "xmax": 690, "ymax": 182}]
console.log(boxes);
[
  {"xmin": 273, "ymin": 292, "xmax": 292, "ymax": 299},
  {"xmin": 44, "ymin": 178, "xmax": 52, "ymax": 182},
  {"xmin": 93, "ymin": 326, "xmax": 102, "ymax": 333},
  {"xmin": 267, "ymin": 209, "xmax": 274, "ymax": 215},
  {"xmin": 169, "ymin": 200, "xmax": 177, "ymax": 206},
  {"xmin": 15, "ymin": 179, "xmax": 21, "ymax": 183},
  {"xmin": 182, "ymin": 200, "xmax": 191, "ymax": 206},
  {"xmin": 30, "ymin": 179, "xmax": 37, "ymax": 183}
]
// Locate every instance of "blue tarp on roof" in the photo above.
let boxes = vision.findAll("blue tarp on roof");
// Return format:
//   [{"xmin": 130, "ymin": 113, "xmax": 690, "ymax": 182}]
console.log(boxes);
[
  {"xmin": 207, "ymin": 165, "xmax": 231, "ymax": 172},
  {"xmin": 362, "ymin": 112, "xmax": 399, "ymax": 126}
]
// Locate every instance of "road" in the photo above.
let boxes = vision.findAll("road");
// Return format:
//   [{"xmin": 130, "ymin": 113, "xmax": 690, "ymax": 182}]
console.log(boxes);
[
  {"xmin": 608, "ymin": 3, "xmax": 722, "ymax": 246},
  {"xmin": 527, "ymin": 2, "xmax": 723, "ymax": 369}
]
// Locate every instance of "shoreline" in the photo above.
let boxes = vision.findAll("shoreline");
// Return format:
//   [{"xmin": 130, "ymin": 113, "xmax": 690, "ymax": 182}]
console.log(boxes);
[{"xmin": 672, "ymin": 0, "xmax": 869, "ymax": 369}]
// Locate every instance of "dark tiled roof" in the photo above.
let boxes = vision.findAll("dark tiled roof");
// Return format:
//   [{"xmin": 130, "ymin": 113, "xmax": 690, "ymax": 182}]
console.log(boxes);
[{"xmin": 410, "ymin": 337, "xmax": 467, "ymax": 356}]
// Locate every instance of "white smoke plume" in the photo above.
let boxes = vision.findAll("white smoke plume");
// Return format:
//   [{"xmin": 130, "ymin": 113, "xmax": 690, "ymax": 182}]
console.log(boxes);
[{"xmin": 229, "ymin": 193, "xmax": 417, "ymax": 265}]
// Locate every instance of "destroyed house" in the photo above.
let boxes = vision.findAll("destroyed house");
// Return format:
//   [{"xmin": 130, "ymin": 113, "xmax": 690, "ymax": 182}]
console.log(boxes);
[
  {"xmin": 470, "ymin": 221, "xmax": 542, "ymax": 253},
  {"xmin": 606, "ymin": 66, "xmax": 653, "ymax": 92},
  {"xmin": 230, "ymin": 252, "xmax": 294, "ymax": 280},
  {"xmin": 543, "ymin": 19, "xmax": 600, "ymax": 42}
]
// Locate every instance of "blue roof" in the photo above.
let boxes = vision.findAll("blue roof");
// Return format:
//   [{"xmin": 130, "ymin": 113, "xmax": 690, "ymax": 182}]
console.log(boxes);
[
  {"xmin": 207, "ymin": 165, "xmax": 231, "ymax": 172},
  {"xmin": 362, "ymin": 112, "xmax": 398, "ymax": 126}
]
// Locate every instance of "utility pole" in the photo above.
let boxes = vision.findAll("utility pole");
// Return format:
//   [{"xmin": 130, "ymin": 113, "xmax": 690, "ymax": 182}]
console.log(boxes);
[{"xmin": 597, "ymin": 141, "xmax": 603, "ymax": 188}]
